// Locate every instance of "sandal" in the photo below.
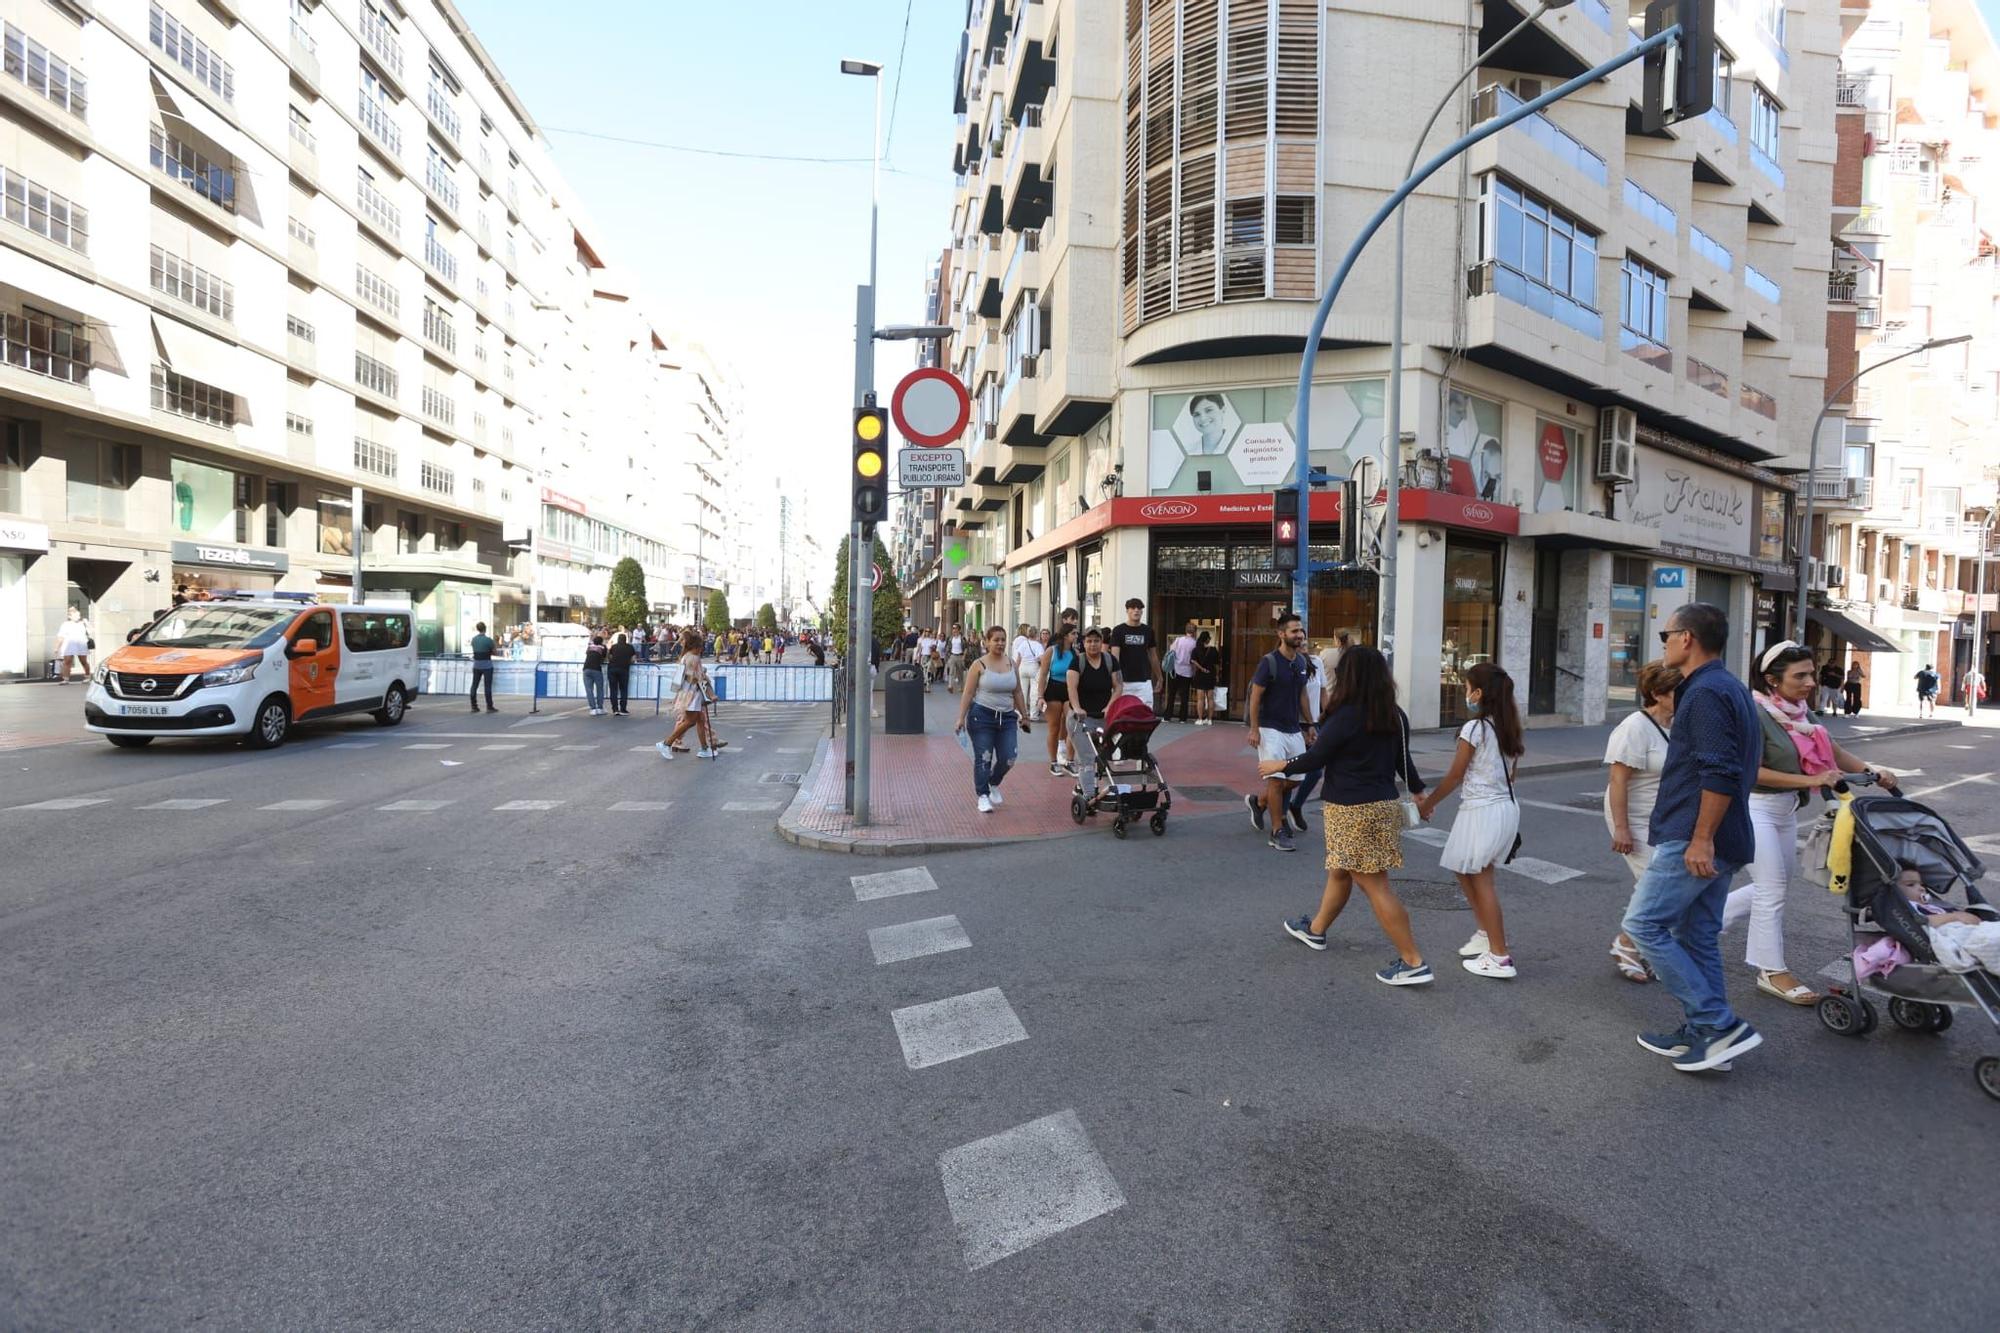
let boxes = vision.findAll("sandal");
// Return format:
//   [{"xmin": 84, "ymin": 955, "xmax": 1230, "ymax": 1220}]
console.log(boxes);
[
  {"xmin": 1610, "ymin": 935, "xmax": 1652, "ymax": 983},
  {"xmin": 1756, "ymin": 970, "xmax": 1818, "ymax": 1005}
]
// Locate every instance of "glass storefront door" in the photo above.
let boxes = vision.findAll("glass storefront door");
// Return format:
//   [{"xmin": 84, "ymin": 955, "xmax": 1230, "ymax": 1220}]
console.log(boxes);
[
  {"xmin": 1440, "ymin": 538, "xmax": 1502, "ymax": 728},
  {"xmin": 1608, "ymin": 555, "xmax": 1647, "ymax": 707}
]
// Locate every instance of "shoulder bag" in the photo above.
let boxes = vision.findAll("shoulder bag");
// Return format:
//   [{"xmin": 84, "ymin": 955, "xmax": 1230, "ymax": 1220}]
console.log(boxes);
[
  {"xmin": 1499, "ymin": 735, "xmax": 1524, "ymax": 865},
  {"xmin": 1393, "ymin": 711, "xmax": 1423, "ymax": 829}
]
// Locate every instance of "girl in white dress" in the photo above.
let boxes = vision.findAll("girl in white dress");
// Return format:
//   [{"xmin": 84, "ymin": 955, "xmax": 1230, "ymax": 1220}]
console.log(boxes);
[
  {"xmin": 53, "ymin": 606, "xmax": 91, "ymax": 683},
  {"xmin": 1416, "ymin": 662, "xmax": 1525, "ymax": 979}
]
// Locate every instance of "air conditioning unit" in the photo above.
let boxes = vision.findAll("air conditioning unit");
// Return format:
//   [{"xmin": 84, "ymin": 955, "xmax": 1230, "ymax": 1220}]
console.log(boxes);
[
  {"xmin": 1826, "ymin": 564, "xmax": 1847, "ymax": 587},
  {"xmin": 1878, "ymin": 580, "xmax": 1895, "ymax": 602},
  {"xmin": 1808, "ymin": 559, "xmax": 1828, "ymax": 591},
  {"xmin": 1596, "ymin": 407, "xmax": 1638, "ymax": 482}
]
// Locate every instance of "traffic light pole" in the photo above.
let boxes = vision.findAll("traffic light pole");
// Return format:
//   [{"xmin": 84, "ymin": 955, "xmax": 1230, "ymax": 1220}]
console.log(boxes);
[{"xmin": 1288, "ymin": 22, "xmax": 1684, "ymax": 630}]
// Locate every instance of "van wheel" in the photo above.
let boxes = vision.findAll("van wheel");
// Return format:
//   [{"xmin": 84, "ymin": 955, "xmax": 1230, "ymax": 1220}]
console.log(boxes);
[
  {"xmin": 373, "ymin": 684, "xmax": 408, "ymax": 726},
  {"xmin": 108, "ymin": 735, "xmax": 154, "ymax": 749},
  {"xmin": 246, "ymin": 696, "xmax": 291, "ymax": 749}
]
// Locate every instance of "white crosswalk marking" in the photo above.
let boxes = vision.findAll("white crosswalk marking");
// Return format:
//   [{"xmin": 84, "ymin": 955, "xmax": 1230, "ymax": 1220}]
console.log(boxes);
[
  {"xmin": 404, "ymin": 743, "xmax": 452, "ymax": 750},
  {"xmin": 938, "ymin": 1110, "xmax": 1127, "ymax": 1272},
  {"xmin": 1519, "ymin": 798, "xmax": 1600, "ymax": 817},
  {"xmin": 608, "ymin": 801, "xmax": 672, "ymax": 811},
  {"xmin": 9, "ymin": 798, "xmax": 111, "ymax": 811},
  {"xmin": 869, "ymin": 915, "xmax": 972, "ymax": 965},
  {"xmin": 1501, "ymin": 855, "xmax": 1586, "ymax": 884},
  {"xmin": 720, "ymin": 800, "xmax": 781, "ymax": 812},
  {"xmin": 494, "ymin": 800, "xmax": 564, "ymax": 811},
  {"xmin": 891, "ymin": 987, "xmax": 1027, "ymax": 1069},
  {"xmin": 379, "ymin": 800, "xmax": 453, "ymax": 811},
  {"xmin": 136, "ymin": 799, "xmax": 229, "ymax": 810},
  {"xmin": 260, "ymin": 799, "xmax": 337, "ymax": 811},
  {"xmin": 480, "ymin": 744, "xmax": 527, "ymax": 751},
  {"xmin": 328, "ymin": 742, "xmax": 379, "ymax": 750},
  {"xmin": 1402, "ymin": 826, "xmax": 1449, "ymax": 847},
  {"xmin": 555, "ymin": 744, "xmax": 600, "ymax": 751},
  {"xmin": 852, "ymin": 866, "xmax": 940, "ymax": 901}
]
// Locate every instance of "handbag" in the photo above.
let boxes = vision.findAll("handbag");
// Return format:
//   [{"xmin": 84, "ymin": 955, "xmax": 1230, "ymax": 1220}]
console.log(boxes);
[
  {"xmin": 1393, "ymin": 712, "xmax": 1423, "ymax": 829},
  {"xmin": 1499, "ymin": 733, "xmax": 1523, "ymax": 865}
]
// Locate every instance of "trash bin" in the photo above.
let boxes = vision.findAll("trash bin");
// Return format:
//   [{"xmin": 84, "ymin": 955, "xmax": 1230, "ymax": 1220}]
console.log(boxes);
[{"xmin": 884, "ymin": 662, "xmax": 925, "ymax": 735}]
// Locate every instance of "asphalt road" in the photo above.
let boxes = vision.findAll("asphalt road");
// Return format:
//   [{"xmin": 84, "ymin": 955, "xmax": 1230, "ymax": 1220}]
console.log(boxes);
[{"xmin": 4, "ymin": 695, "xmax": 1999, "ymax": 1330}]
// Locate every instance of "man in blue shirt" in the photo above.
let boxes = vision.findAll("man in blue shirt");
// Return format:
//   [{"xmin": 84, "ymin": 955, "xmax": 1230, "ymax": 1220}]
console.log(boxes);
[
  {"xmin": 1621, "ymin": 602, "xmax": 1763, "ymax": 1073},
  {"xmin": 1243, "ymin": 612, "xmax": 1315, "ymax": 854}
]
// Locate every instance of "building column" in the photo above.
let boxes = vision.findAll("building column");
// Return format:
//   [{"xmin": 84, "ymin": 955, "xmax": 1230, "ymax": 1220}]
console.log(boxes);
[
  {"xmin": 1557, "ymin": 548, "xmax": 1612, "ymax": 724},
  {"xmin": 1394, "ymin": 524, "xmax": 1446, "ymax": 730},
  {"xmin": 1499, "ymin": 538, "xmax": 1535, "ymax": 681}
]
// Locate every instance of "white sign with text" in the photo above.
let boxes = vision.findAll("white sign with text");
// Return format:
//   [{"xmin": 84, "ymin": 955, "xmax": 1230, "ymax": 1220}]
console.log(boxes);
[
  {"xmin": 898, "ymin": 447, "xmax": 967, "ymax": 488},
  {"xmin": 1623, "ymin": 448, "xmax": 1754, "ymax": 557}
]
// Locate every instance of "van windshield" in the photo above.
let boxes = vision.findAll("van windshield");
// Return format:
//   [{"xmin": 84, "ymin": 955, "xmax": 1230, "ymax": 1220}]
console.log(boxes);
[{"xmin": 137, "ymin": 605, "xmax": 294, "ymax": 650}]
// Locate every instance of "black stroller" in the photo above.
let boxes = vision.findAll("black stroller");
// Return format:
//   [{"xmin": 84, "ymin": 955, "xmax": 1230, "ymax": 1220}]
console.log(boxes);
[
  {"xmin": 1802, "ymin": 779, "xmax": 2000, "ymax": 1100},
  {"xmin": 1067, "ymin": 693, "xmax": 1172, "ymax": 839}
]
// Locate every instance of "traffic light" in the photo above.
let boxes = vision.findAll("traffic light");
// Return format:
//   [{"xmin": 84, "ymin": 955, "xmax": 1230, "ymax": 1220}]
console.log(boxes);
[
  {"xmin": 1641, "ymin": 0, "xmax": 1715, "ymax": 134},
  {"xmin": 1338, "ymin": 478, "xmax": 1361, "ymax": 566},
  {"xmin": 1272, "ymin": 486, "xmax": 1300, "ymax": 573},
  {"xmin": 852, "ymin": 405, "xmax": 888, "ymax": 532}
]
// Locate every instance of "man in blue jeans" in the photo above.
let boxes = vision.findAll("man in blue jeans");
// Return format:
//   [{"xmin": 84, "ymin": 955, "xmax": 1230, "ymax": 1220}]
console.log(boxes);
[{"xmin": 1621, "ymin": 601, "xmax": 1764, "ymax": 1072}]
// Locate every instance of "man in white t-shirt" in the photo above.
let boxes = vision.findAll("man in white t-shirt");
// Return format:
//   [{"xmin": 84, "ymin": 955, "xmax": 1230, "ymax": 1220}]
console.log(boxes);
[
  {"xmin": 946, "ymin": 624, "xmax": 968, "ymax": 693},
  {"xmin": 1166, "ymin": 621, "xmax": 1199, "ymax": 722},
  {"xmin": 1010, "ymin": 622, "xmax": 1045, "ymax": 718},
  {"xmin": 917, "ymin": 629, "xmax": 939, "ymax": 691},
  {"xmin": 1966, "ymin": 667, "xmax": 1987, "ymax": 718}
]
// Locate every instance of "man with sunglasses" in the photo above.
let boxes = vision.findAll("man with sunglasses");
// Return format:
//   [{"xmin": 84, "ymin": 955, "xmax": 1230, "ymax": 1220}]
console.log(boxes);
[{"xmin": 1620, "ymin": 603, "xmax": 1763, "ymax": 1074}]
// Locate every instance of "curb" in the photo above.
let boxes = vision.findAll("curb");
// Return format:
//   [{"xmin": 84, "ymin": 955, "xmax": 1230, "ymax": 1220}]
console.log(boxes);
[{"xmin": 777, "ymin": 716, "xmax": 1971, "ymax": 856}]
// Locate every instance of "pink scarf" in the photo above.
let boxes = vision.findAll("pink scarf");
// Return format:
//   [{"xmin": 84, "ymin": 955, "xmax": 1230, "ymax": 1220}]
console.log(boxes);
[{"xmin": 1757, "ymin": 691, "xmax": 1835, "ymax": 774}]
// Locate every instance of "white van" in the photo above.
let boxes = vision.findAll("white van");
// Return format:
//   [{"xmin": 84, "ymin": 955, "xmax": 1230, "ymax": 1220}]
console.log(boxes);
[{"xmin": 85, "ymin": 599, "xmax": 420, "ymax": 749}]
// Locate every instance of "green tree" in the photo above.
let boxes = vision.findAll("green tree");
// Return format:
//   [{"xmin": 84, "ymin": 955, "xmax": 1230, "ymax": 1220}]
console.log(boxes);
[
  {"xmin": 705, "ymin": 589, "xmax": 731, "ymax": 635},
  {"xmin": 605, "ymin": 556, "xmax": 648, "ymax": 630},
  {"xmin": 825, "ymin": 534, "xmax": 902, "ymax": 658},
  {"xmin": 755, "ymin": 602, "xmax": 778, "ymax": 632}
]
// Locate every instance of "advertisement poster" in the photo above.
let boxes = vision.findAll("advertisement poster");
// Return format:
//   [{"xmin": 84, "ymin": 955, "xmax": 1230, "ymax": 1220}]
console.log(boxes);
[
  {"xmin": 1149, "ymin": 380, "xmax": 1384, "ymax": 495},
  {"xmin": 1625, "ymin": 448, "xmax": 1755, "ymax": 557},
  {"xmin": 1531, "ymin": 418, "xmax": 1582, "ymax": 513},
  {"xmin": 1439, "ymin": 389, "xmax": 1504, "ymax": 500}
]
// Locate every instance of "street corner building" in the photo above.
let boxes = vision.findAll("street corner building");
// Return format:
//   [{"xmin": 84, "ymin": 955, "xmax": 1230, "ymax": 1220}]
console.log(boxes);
[
  {"xmin": 887, "ymin": 0, "xmax": 2000, "ymax": 731},
  {"xmin": 0, "ymin": 0, "xmax": 798, "ymax": 679}
]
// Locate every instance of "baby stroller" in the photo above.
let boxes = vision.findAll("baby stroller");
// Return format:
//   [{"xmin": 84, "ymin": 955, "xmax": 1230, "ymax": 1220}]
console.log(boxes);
[
  {"xmin": 1801, "ymin": 776, "xmax": 2000, "ymax": 1100},
  {"xmin": 1067, "ymin": 693, "xmax": 1172, "ymax": 839}
]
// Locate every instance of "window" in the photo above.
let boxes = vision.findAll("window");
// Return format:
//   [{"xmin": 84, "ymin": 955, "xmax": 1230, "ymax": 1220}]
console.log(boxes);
[
  {"xmin": 1, "ymin": 165, "xmax": 89, "ymax": 253},
  {"xmin": 170, "ymin": 457, "xmax": 237, "ymax": 539},
  {"xmin": 420, "ymin": 461, "xmax": 454, "ymax": 495},
  {"xmin": 342, "ymin": 610, "xmax": 411, "ymax": 652},
  {"xmin": 1274, "ymin": 196, "xmax": 1314, "ymax": 246},
  {"xmin": 150, "ymin": 246, "xmax": 234, "ymax": 321},
  {"xmin": 149, "ymin": 124, "xmax": 236, "ymax": 212},
  {"xmin": 64, "ymin": 440, "xmax": 141, "ymax": 524},
  {"xmin": 422, "ymin": 297, "xmax": 456, "ymax": 353},
  {"xmin": 1, "ymin": 423, "xmax": 35, "ymax": 513},
  {"xmin": 1712, "ymin": 47, "xmax": 1734, "ymax": 120},
  {"xmin": 4, "ymin": 22, "xmax": 88, "ymax": 118},
  {"xmin": 1477, "ymin": 175, "xmax": 1600, "ymax": 337},
  {"xmin": 355, "ymin": 264, "xmax": 399, "ymax": 319},
  {"xmin": 265, "ymin": 480, "xmax": 294, "ymax": 547},
  {"xmin": 425, "ymin": 146, "xmax": 460, "ymax": 214},
  {"xmin": 287, "ymin": 313, "xmax": 315, "ymax": 344},
  {"xmin": 1619, "ymin": 254, "xmax": 1671, "ymax": 347},
  {"xmin": 288, "ymin": 215, "xmax": 316, "ymax": 249},
  {"xmin": 396, "ymin": 509, "xmax": 425, "ymax": 552},
  {"xmin": 354, "ymin": 351, "xmax": 398, "ymax": 399},
  {"xmin": 424, "ymin": 216, "xmax": 457, "ymax": 284},
  {"xmin": 285, "ymin": 412, "xmax": 314, "ymax": 439},
  {"xmin": 358, "ymin": 72, "xmax": 401, "ymax": 157},
  {"xmin": 149, "ymin": 3, "xmax": 234, "ymax": 102},
  {"xmin": 1750, "ymin": 86, "xmax": 1781, "ymax": 160},
  {"xmin": 151, "ymin": 364, "xmax": 234, "ymax": 426},
  {"xmin": 356, "ymin": 166, "xmax": 400, "ymax": 237},
  {"xmin": 288, "ymin": 104, "xmax": 315, "ymax": 153},
  {"xmin": 316, "ymin": 495, "xmax": 352, "ymax": 556},
  {"xmin": 353, "ymin": 435, "xmax": 396, "ymax": 477},
  {"xmin": 1, "ymin": 306, "xmax": 89, "ymax": 383}
]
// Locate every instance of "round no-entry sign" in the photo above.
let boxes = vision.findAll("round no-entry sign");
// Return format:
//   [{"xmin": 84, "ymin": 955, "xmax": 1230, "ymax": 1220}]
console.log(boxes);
[
  {"xmin": 890, "ymin": 368, "xmax": 971, "ymax": 447},
  {"xmin": 869, "ymin": 563, "xmax": 883, "ymax": 591}
]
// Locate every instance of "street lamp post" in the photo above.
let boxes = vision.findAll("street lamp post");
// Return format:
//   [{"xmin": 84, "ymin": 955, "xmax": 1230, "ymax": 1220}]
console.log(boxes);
[
  {"xmin": 1973, "ymin": 506, "xmax": 1995, "ymax": 710},
  {"xmin": 1792, "ymin": 333, "xmax": 1972, "ymax": 644},
  {"xmin": 1379, "ymin": 0, "xmax": 1568, "ymax": 666},
  {"xmin": 842, "ymin": 57, "xmax": 883, "ymax": 823}
]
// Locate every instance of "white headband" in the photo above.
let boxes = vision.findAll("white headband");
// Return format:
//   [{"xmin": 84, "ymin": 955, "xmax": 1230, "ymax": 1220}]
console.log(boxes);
[{"xmin": 1759, "ymin": 639, "xmax": 1801, "ymax": 672}]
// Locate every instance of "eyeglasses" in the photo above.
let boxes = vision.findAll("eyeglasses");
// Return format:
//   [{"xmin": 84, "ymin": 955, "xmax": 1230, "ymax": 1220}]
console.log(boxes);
[{"xmin": 1658, "ymin": 628, "xmax": 1687, "ymax": 645}]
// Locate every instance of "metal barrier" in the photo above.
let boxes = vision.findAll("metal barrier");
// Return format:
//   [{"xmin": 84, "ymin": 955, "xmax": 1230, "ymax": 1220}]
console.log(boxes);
[{"xmin": 415, "ymin": 657, "xmax": 836, "ymax": 712}]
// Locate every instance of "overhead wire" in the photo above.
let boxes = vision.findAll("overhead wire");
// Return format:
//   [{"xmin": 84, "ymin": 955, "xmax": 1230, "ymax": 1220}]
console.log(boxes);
[{"xmin": 542, "ymin": 125, "xmax": 931, "ymax": 177}]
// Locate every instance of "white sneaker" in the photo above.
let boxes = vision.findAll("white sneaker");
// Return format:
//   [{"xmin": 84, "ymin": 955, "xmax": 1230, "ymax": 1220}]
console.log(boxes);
[
  {"xmin": 1463, "ymin": 952, "xmax": 1517, "ymax": 979},
  {"xmin": 654, "ymin": 742, "xmax": 672, "ymax": 760},
  {"xmin": 1457, "ymin": 930, "xmax": 1490, "ymax": 958},
  {"xmin": 977, "ymin": 795, "xmax": 993, "ymax": 814},
  {"xmin": 697, "ymin": 748, "xmax": 718, "ymax": 758},
  {"xmin": 988, "ymin": 787, "xmax": 1004, "ymax": 807}
]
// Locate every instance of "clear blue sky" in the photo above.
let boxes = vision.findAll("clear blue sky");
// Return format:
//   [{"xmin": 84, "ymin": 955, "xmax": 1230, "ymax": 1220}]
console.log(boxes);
[{"xmin": 458, "ymin": 0, "xmax": 967, "ymax": 553}]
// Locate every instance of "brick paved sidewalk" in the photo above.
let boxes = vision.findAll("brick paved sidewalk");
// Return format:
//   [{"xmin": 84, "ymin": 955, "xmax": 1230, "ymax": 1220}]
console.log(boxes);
[{"xmin": 779, "ymin": 681, "xmax": 1975, "ymax": 855}]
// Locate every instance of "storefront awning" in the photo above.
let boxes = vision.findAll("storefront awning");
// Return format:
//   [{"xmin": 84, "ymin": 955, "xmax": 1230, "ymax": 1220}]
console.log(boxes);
[
  {"xmin": 152, "ymin": 314, "xmax": 239, "ymax": 390},
  {"xmin": 1517, "ymin": 510, "xmax": 1661, "ymax": 552},
  {"xmin": 1807, "ymin": 607, "xmax": 1900, "ymax": 654}
]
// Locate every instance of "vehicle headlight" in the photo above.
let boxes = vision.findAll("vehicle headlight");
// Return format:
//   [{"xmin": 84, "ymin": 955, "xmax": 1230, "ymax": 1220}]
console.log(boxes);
[
  {"xmin": 92, "ymin": 663, "xmax": 111, "ymax": 686},
  {"xmin": 197, "ymin": 662, "xmax": 259, "ymax": 688}
]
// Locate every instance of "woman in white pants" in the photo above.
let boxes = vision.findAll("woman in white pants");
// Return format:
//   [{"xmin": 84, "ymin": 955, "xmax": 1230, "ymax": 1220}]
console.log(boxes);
[
  {"xmin": 1602, "ymin": 661, "xmax": 1681, "ymax": 982},
  {"xmin": 1728, "ymin": 642, "xmax": 1899, "ymax": 1005}
]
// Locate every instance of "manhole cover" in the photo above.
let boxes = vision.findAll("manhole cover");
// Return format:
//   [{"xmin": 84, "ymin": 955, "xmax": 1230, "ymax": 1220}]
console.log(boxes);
[
  {"xmin": 758, "ymin": 772, "xmax": 803, "ymax": 785},
  {"xmin": 1174, "ymin": 785, "xmax": 1242, "ymax": 803}
]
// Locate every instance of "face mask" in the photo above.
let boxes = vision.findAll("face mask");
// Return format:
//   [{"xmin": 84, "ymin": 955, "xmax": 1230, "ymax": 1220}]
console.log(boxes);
[{"xmin": 1466, "ymin": 699, "xmax": 1482, "ymax": 714}]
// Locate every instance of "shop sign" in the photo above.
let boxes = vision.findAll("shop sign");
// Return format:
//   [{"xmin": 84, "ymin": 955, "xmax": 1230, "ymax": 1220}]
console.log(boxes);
[
  {"xmin": 1611, "ymin": 584, "xmax": 1645, "ymax": 611},
  {"xmin": 1232, "ymin": 568, "xmax": 1293, "ymax": 590},
  {"xmin": 1396, "ymin": 487, "xmax": 1521, "ymax": 535},
  {"xmin": 1755, "ymin": 591, "xmax": 1777, "ymax": 625},
  {"xmin": 540, "ymin": 486, "xmax": 587, "ymax": 515},
  {"xmin": 0, "ymin": 518, "xmax": 51, "ymax": 552},
  {"xmin": 171, "ymin": 539, "xmax": 289, "ymax": 573},
  {"xmin": 960, "ymin": 580, "xmax": 980, "ymax": 597},
  {"xmin": 1625, "ymin": 449, "xmax": 1754, "ymax": 557},
  {"xmin": 1120, "ymin": 491, "xmax": 1344, "ymax": 527},
  {"xmin": 981, "ymin": 575, "xmax": 1002, "ymax": 590},
  {"xmin": 1654, "ymin": 567, "xmax": 1686, "ymax": 589}
]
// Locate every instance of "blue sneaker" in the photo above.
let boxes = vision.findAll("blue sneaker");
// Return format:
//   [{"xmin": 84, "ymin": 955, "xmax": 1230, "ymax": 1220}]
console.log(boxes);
[
  {"xmin": 1245, "ymin": 792, "xmax": 1266, "ymax": 832},
  {"xmin": 1375, "ymin": 959, "xmax": 1434, "ymax": 987},
  {"xmin": 1636, "ymin": 1026, "xmax": 1695, "ymax": 1058},
  {"xmin": 1282, "ymin": 915, "xmax": 1327, "ymax": 951},
  {"xmin": 1673, "ymin": 1021, "xmax": 1761, "ymax": 1073}
]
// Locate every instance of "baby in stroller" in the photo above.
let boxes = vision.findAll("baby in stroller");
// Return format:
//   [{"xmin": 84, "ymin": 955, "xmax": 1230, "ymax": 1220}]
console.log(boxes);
[{"xmin": 1891, "ymin": 861, "xmax": 2000, "ymax": 974}]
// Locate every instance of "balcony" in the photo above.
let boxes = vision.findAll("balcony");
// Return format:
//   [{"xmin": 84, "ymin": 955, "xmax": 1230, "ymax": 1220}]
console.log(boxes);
[
  {"xmin": 289, "ymin": 16, "xmax": 320, "ymax": 88},
  {"xmin": 1003, "ymin": 104, "xmax": 1050, "ymax": 232},
  {"xmin": 149, "ymin": 124, "xmax": 236, "ymax": 214},
  {"xmin": 425, "ymin": 154, "xmax": 461, "ymax": 216},
  {"xmin": 999, "ymin": 354, "xmax": 1043, "ymax": 448},
  {"xmin": 1004, "ymin": 0, "xmax": 1054, "ymax": 121},
  {"xmin": 421, "ymin": 384, "xmax": 456, "ymax": 427},
  {"xmin": 0, "ymin": 310, "xmax": 90, "ymax": 384},
  {"xmin": 1003, "ymin": 227, "xmax": 1042, "ymax": 293},
  {"xmin": 287, "ymin": 117, "xmax": 318, "ymax": 179},
  {"xmin": 1807, "ymin": 470, "xmax": 1870, "ymax": 509},
  {"xmin": 357, "ymin": 92, "xmax": 402, "ymax": 160},
  {"xmin": 359, "ymin": 6, "xmax": 405, "ymax": 85},
  {"xmin": 423, "ymin": 232, "xmax": 458, "ymax": 287},
  {"xmin": 355, "ymin": 171, "xmax": 400, "ymax": 242},
  {"xmin": 1473, "ymin": 85, "xmax": 1607, "ymax": 189}
]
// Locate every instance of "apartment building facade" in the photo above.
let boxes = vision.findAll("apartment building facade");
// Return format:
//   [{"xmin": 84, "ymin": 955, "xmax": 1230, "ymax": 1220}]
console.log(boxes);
[
  {"xmin": 1800, "ymin": 0, "xmax": 2000, "ymax": 711},
  {"xmin": 0, "ymin": 0, "xmax": 739, "ymax": 674},
  {"xmin": 907, "ymin": 0, "xmax": 1839, "ymax": 729}
]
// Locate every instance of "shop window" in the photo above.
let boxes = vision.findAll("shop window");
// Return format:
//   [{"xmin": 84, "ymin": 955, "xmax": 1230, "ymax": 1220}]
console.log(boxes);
[
  {"xmin": 170, "ymin": 456, "xmax": 238, "ymax": 540},
  {"xmin": 1440, "ymin": 538, "xmax": 1502, "ymax": 728},
  {"xmin": 317, "ymin": 493, "xmax": 353, "ymax": 556}
]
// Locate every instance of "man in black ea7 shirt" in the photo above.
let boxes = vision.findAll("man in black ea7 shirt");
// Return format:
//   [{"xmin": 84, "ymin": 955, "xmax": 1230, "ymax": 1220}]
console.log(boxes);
[{"xmin": 1105, "ymin": 598, "xmax": 1161, "ymax": 710}]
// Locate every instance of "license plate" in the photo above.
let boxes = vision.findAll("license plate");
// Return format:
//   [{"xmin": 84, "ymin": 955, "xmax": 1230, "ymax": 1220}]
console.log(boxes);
[{"xmin": 120, "ymin": 704, "xmax": 170, "ymax": 717}]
